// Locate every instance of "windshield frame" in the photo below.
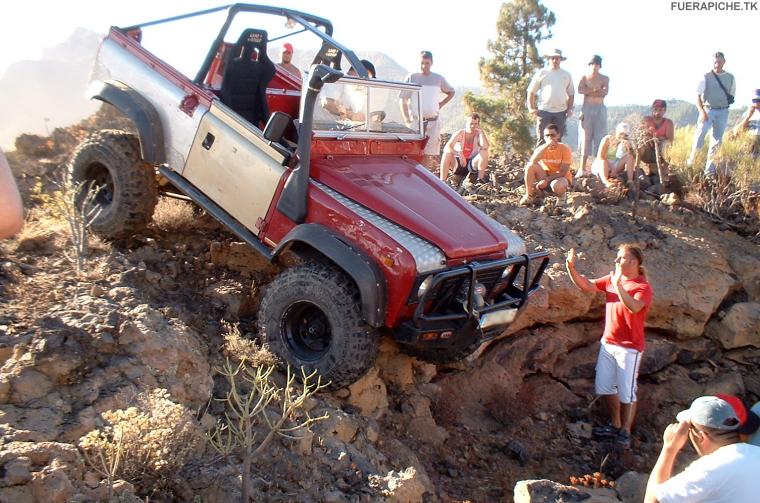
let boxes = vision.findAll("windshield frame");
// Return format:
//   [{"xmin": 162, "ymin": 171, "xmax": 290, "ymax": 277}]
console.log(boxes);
[
  {"xmin": 117, "ymin": 3, "xmax": 371, "ymax": 83},
  {"xmin": 306, "ymin": 76, "xmax": 424, "ymax": 140}
]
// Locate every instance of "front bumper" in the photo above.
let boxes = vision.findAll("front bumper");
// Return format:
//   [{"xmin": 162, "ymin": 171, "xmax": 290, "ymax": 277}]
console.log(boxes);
[{"xmin": 395, "ymin": 252, "xmax": 550, "ymax": 346}]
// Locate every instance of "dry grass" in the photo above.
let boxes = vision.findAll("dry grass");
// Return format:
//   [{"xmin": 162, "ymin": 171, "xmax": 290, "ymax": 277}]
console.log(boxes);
[
  {"xmin": 659, "ymin": 126, "xmax": 760, "ymax": 238},
  {"xmin": 78, "ymin": 389, "xmax": 203, "ymax": 497},
  {"xmin": 152, "ymin": 198, "xmax": 198, "ymax": 232},
  {"xmin": 11, "ymin": 209, "xmax": 63, "ymax": 253},
  {"xmin": 221, "ymin": 321, "xmax": 279, "ymax": 368}
]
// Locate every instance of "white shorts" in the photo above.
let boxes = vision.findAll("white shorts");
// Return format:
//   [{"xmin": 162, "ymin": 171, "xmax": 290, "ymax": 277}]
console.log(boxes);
[
  {"xmin": 423, "ymin": 118, "xmax": 442, "ymax": 155},
  {"xmin": 595, "ymin": 340, "xmax": 642, "ymax": 404}
]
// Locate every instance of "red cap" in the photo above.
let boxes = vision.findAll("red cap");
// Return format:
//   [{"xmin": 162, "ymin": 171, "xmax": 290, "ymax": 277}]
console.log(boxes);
[
  {"xmin": 282, "ymin": 42, "xmax": 294, "ymax": 53},
  {"xmin": 715, "ymin": 394, "xmax": 747, "ymax": 424}
]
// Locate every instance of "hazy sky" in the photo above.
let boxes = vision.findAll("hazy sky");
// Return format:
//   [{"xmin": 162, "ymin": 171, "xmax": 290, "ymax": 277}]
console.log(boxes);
[{"xmin": 0, "ymin": 0, "xmax": 757, "ymax": 106}]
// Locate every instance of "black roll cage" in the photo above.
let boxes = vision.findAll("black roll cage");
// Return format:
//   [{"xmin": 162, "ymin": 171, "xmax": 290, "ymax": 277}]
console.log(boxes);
[{"xmin": 117, "ymin": 3, "xmax": 371, "ymax": 82}]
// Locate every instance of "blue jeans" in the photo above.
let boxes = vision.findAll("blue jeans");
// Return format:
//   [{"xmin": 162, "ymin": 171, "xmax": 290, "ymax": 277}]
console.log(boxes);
[{"xmin": 689, "ymin": 108, "xmax": 729, "ymax": 176}]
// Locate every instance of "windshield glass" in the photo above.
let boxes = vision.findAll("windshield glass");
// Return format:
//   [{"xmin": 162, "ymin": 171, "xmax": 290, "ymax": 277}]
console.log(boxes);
[{"xmin": 311, "ymin": 78, "xmax": 423, "ymax": 137}]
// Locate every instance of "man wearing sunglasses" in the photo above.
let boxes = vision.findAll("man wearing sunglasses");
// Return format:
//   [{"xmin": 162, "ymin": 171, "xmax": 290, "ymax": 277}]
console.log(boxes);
[
  {"xmin": 644, "ymin": 395, "xmax": 760, "ymax": 503},
  {"xmin": 521, "ymin": 124, "xmax": 572, "ymax": 205}
]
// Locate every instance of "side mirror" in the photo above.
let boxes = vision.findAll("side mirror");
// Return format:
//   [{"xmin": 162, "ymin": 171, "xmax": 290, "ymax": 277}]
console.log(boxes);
[{"xmin": 263, "ymin": 111, "xmax": 291, "ymax": 143}]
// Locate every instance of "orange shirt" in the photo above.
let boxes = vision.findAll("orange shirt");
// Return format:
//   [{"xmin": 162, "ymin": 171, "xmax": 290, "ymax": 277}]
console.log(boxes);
[
  {"xmin": 594, "ymin": 274, "xmax": 653, "ymax": 352},
  {"xmin": 537, "ymin": 143, "xmax": 573, "ymax": 181}
]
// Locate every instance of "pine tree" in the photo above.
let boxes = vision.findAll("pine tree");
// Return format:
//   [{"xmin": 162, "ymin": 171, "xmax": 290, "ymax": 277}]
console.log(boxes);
[{"xmin": 464, "ymin": 0, "xmax": 555, "ymax": 154}]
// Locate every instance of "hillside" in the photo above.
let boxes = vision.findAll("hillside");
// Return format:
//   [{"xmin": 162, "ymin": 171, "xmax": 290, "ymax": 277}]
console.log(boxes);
[
  {"xmin": 3, "ymin": 28, "xmax": 744, "ymax": 153},
  {"xmin": 0, "ymin": 28, "xmax": 100, "ymax": 150},
  {"xmin": 1, "ymin": 115, "xmax": 758, "ymax": 501}
]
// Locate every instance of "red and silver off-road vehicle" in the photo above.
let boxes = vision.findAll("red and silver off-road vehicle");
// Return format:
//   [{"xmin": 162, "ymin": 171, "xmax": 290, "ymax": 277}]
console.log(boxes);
[{"xmin": 71, "ymin": 4, "xmax": 549, "ymax": 387}]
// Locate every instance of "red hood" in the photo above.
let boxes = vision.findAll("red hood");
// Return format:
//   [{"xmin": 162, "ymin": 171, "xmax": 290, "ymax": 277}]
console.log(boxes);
[{"xmin": 311, "ymin": 157, "xmax": 507, "ymax": 259}]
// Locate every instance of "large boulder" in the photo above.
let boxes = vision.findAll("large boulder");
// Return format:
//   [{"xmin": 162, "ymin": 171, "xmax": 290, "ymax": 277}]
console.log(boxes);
[
  {"xmin": 514, "ymin": 479, "xmax": 620, "ymax": 502},
  {"xmin": 706, "ymin": 302, "xmax": 760, "ymax": 349}
]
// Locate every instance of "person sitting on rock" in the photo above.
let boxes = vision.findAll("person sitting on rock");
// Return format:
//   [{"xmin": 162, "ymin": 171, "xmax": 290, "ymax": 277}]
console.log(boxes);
[
  {"xmin": 640, "ymin": 99, "xmax": 675, "ymax": 191},
  {"xmin": 566, "ymin": 244, "xmax": 653, "ymax": 449},
  {"xmin": 591, "ymin": 122, "xmax": 635, "ymax": 190},
  {"xmin": 644, "ymin": 395, "xmax": 760, "ymax": 503},
  {"xmin": 440, "ymin": 112, "xmax": 490, "ymax": 189},
  {"xmin": 521, "ymin": 124, "xmax": 572, "ymax": 206}
]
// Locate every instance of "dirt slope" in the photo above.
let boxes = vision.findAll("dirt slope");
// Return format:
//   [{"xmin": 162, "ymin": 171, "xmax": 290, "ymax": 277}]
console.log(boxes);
[{"xmin": 0, "ymin": 123, "xmax": 758, "ymax": 502}]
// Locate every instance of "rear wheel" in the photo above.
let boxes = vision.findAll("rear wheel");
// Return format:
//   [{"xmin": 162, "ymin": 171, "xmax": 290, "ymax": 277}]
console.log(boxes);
[
  {"xmin": 258, "ymin": 262, "xmax": 379, "ymax": 389},
  {"xmin": 69, "ymin": 130, "xmax": 157, "ymax": 239}
]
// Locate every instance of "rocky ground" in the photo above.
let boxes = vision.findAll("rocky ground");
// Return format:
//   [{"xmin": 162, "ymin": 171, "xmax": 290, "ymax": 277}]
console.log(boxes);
[{"xmin": 0, "ymin": 124, "xmax": 759, "ymax": 502}]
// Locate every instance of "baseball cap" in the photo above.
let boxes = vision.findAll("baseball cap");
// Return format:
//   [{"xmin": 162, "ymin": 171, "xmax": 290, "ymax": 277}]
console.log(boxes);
[
  {"xmin": 715, "ymin": 394, "xmax": 760, "ymax": 435},
  {"xmin": 282, "ymin": 42, "xmax": 294, "ymax": 53},
  {"xmin": 752, "ymin": 89, "xmax": 760, "ymax": 103},
  {"xmin": 615, "ymin": 123, "xmax": 630, "ymax": 136},
  {"xmin": 588, "ymin": 55, "xmax": 602, "ymax": 66},
  {"xmin": 714, "ymin": 51, "xmax": 725, "ymax": 59},
  {"xmin": 420, "ymin": 50, "xmax": 433, "ymax": 60},
  {"xmin": 676, "ymin": 396, "xmax": 741, "ymax": 430}
]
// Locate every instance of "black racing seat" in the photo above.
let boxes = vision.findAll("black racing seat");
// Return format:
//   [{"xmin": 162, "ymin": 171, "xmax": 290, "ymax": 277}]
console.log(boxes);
[{"xmin": 219, "ymin": 29, "xmax": 276, "ymax": 128}]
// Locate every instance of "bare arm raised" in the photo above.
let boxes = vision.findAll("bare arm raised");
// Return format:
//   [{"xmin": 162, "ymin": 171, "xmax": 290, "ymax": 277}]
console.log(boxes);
[{"xmin": 565, "ymin": 248, "xmax": 596, "ymax": 292}]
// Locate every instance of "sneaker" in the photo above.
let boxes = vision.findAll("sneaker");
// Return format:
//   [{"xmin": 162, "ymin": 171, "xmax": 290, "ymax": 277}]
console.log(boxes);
[
  {"xmin": 615, "ymin": 429, "xmax": 631, "ymax": 448},
  {"xmin": 592, "ymin": 424, "xmax": 620, "ymax": 438}
]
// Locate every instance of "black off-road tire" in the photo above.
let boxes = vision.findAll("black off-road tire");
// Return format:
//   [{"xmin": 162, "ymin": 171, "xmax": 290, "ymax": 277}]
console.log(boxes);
[
  {"xmin": 258, "ymin": 262, "xmax": 379, "ymax": 389},
  {"xmin": 401, "ymin": 337, "xmax": 481, "ymax": 364},
  {"xmin": 69, "ymin": 130, "xmax": 158, "ymax": 239}
]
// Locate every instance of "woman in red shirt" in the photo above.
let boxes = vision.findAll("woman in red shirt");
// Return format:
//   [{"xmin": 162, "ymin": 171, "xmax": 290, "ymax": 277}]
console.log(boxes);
[{"xmin": 566, "ymin": 244, "xmax": 653, "ymax": 448}]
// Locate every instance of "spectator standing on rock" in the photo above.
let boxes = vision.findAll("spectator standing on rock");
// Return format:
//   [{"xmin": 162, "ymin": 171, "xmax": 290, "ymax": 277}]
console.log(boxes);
[
  {"xmin": 578, "ymin": 55, "xmax": 609, "ymax": 174},
  {"xmin": 565, "ymin": 244, "xmax": 653, "ymax": 448},
  {"xmin": 400, "ymin": 51, "xmax": 455, "ymax": 170},
  {"xmin": 687, "ymin": 51, "xmax": 735, "ymax": 176},
  {"xmin": 591, "ymin": 122, "xmax": 636, "ymax": 191},
  {"xmin": 640, "ymin": 99, "xmax": 675, "ymax": 191},
  {"xmin": 644, "ymin": 395, "xmax": 760, "ymax": 503},
  {"xmin": 520, "ymin": 124, "xmax": 572, "ymax": 206},
  {"xmin": 278, "ymin": 42, "xmax": 301, "ymax": 79},
  {"xmin": 440, "ymin": 112, "xmax": 490, "ymax": 188},
  {"xmin": 0, "ymin": 149, "xmax": 23, "ymax": 239},
  {"xmin": 731, "ymin": 88, "xmax": 760, "ymax": 157},
  {"xmin": 527, "ymin": 49, "xmax": 574, "ymax": 145}
]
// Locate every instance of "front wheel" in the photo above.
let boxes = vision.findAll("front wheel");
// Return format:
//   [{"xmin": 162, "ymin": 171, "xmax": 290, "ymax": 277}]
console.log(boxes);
[{"xmin": 258, "ymin": 263, "xmax": 379, "ymax": 389}]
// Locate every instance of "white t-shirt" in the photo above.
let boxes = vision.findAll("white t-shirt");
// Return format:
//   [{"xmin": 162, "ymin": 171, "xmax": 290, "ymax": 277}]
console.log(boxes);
[
  {"xmin": 403, "ymin": 72, "xmax": 454, "ymax": 119},
  {"xmin": 655, "ymin": 443, "xmax": 760, "ymax": 503},
  {"xmin": 527, "ymin": 68, "xmax": 574, "ymax": 113}
]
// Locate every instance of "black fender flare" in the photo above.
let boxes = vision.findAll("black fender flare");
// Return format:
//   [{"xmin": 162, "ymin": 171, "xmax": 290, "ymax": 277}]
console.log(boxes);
[
  {"xmin": 87, "ymin": 80, "xmax": 166, "ymax": 165},
  {"xmin": 273, "ymin": 224, "xmax": 386, "ymax": 327}
]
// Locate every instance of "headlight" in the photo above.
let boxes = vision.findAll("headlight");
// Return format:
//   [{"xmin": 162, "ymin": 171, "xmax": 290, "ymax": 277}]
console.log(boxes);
[{"xmin": 417, "ymin": 275, "xmax": 434, "ymax": 300}]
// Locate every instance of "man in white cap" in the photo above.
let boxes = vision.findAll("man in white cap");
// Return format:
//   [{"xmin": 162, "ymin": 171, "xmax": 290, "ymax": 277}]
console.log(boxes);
[
  {"xmin": 527, "ymin": 49, "xmax": 574, "ymax": 146},
  {"xmin": 644, "ymin": 395, "xmax": 760, "ymax": 503}
]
